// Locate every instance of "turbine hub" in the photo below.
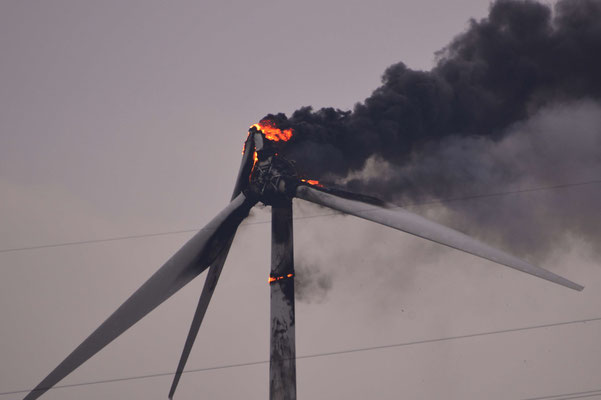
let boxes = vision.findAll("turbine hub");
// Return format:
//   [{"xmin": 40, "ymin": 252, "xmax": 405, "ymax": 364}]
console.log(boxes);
[{"xmin": 247, "ymin": 153, "xmax": 298, "ymax": 206}]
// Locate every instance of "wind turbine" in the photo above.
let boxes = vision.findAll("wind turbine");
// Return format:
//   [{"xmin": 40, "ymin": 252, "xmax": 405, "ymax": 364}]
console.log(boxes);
[{"xmin": 23, "ymin": 121, "xmax": 583, "ymax": 400}]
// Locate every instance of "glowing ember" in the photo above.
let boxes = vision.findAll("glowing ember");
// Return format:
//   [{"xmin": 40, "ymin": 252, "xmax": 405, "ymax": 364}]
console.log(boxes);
[
  {"xmin": 251, "ymin": 120, "xmax": 293, "ymax": 142},
  {"xmin": 268, "ymin": 273, "xmax": 294, "ymax": 284},
  {"xmin": 301, "ymin": 179, "xmax": 323, "ymax": 187}
]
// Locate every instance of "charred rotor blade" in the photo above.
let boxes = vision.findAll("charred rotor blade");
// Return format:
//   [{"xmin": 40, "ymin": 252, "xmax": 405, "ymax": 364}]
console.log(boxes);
[
  {"xmin": 23, "ymin": 193, "xmax": 256, "ymax": 400},
  {"xmin": 296, "ymin": 184, "xmax": 583, "ymax": 291},
  {"xmin": 168, "ymin": 235, "xmax": 233, "ymax": 399}
]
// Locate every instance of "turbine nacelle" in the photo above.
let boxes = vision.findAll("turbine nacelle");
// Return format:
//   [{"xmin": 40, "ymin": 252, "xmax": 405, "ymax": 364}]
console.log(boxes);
[{"xmin": 246, "ymin": 127, "xmax": 299, "ymax": 206}]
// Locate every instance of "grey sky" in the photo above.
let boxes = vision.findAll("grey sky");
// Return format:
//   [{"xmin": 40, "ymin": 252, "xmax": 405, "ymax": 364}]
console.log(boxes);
[{"xmin": 1, "ymin": 1, "xmax": 599, "ymax": 399}]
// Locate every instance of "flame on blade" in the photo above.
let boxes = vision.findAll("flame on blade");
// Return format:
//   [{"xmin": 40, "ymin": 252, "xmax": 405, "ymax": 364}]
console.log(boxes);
[
  {"xmin": 268, "ymin": 273, "xmax": 294, "ymax": 284},
  {"xmin": 251, "ymin": 120, "xmax": 293, "ymax": 142},
  {"xmin": 249, "ymin": 151, "xmax": 259, "ymax": 182},
  {"xmin": 301, "ymin": 179, "xmax": 323, "ymax": 187}
]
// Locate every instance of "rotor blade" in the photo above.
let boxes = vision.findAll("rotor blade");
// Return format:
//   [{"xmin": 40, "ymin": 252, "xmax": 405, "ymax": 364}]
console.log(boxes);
[
  {"xmin": 231, "ymin": 133, "xmax": 256, "ymax": 199},
  {"xmin": 167, "ymin": 235, "xmax": 233, "ymax": 399},
  {"xmin": 168, "ymin": 150, "xmax": 253, "ymax": 399},
  {"xmin": 296, "ymin": 184, "xmax": 583, "ymax": 291},
  {"xmin": 23, "ymin": 193, "xmax": 256, "ymax": 400}
]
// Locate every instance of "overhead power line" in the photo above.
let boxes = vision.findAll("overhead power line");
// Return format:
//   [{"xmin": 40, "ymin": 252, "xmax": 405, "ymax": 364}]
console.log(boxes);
[
  {"xmin": 0, "ymin": 228, "xmax": 201, "ymax": 254},
  {"xmin": 2, "ymin": 316, "xmax": 600, "ymax": 397},
  {"xmin": 1, "ymin": 179, "xmax": 600, "ymax": 255},
  {"xmin": 522, "ymin": 389, "xmax": 601, "ymax": 400}
]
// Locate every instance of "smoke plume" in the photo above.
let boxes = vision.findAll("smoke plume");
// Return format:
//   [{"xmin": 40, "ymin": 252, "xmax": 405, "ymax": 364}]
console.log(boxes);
[
  {"xmin": 294, "ymin": 262, "xmax": 333, "ymax": 304},
  {"xmin": 267, "ymin": 0, "xmax": 601, "ymax": 260}
]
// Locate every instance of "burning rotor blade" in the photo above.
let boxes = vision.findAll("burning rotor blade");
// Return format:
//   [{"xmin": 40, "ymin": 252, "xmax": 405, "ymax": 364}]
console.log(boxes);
[
  {"xmin": 23, "ymin": 193, "xmax": 256, "ymax": 400},
  {"xmin": 296, "ymin": 184, "xmax": 583, "ymax": 291},
  {"xmin": 232, "ymin": 132, "xmax": 256, "ymax": 198}
]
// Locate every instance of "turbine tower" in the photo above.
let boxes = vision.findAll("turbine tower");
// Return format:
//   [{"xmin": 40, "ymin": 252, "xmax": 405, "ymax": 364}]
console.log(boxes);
[{"xmin": 23, "ymin": 121, "xmax": 583, "ymax": 400}]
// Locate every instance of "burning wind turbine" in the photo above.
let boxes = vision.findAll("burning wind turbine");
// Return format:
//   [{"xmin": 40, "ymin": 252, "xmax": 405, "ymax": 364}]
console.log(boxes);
[{"xmin": 23, "ymin": 120, "xmax": 583, "ymax": 400}]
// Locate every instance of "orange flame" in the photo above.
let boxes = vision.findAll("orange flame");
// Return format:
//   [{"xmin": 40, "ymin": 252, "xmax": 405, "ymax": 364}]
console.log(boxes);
[
  {"xmin": 301, "ymin": 179, "xmax": 323, "ymax": 187},
  {"xmin": 268, "ymin": 273, "xmax": 294, "ymax": 284},
  {"xmin": 251, "ymin": 120, "xmax": 293, "ymax": 142},
  {"xmin": 249, "ymin": 151, "xmax": 259, "ymax": 181}
]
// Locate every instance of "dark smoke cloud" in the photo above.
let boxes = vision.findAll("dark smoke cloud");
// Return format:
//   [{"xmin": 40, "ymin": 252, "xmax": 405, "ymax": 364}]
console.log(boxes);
[
  {"xmin": 265, "ymin": 0, "xmax": 601, "ymax": 259},
  {"xmin": 351, "ymin": 100, "xmax": 601, "ymax": 260}
]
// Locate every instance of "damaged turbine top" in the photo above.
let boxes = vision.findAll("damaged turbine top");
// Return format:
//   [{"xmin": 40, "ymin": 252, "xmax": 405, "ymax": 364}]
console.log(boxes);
[{"xmin": 244, "ymin": 126, "xmax": 299, "ymax": 205}]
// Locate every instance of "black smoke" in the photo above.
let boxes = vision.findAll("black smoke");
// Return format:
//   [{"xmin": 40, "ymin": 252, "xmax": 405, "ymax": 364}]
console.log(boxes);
[{"xmin": 265, "ymin": 0, "xmax": 601, "ymax": 261}]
